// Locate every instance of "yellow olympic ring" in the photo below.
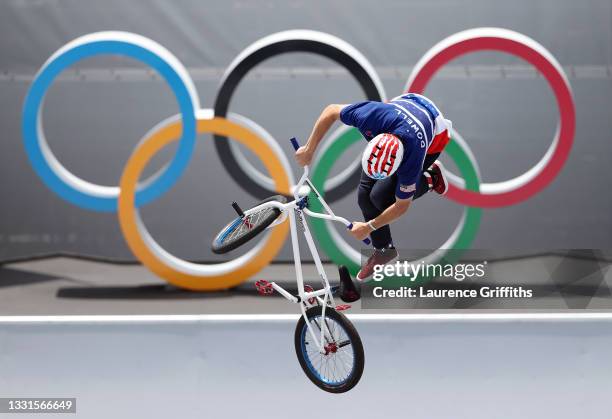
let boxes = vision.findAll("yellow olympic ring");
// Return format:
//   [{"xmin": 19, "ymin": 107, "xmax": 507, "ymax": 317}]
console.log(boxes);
[{"xmin": 118, "ymin": 114, "xmax": 290, "ymax": 290}]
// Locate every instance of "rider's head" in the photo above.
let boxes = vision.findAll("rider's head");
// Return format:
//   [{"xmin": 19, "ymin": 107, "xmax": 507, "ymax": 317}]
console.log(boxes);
[{"xmin": 361, "ymin": 133, "xmax": 404, "ymax": 179}]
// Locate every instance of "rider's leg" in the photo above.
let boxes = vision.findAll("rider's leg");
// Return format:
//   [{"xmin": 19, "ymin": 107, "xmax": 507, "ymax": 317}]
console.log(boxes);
[
  {"xmin": 368, "ymin": 175, "xmax": 397, "ymax": 248},
  {"xmin": 356, "ymin": 152, "xmax": 445, "ymax": 281},
  {"xmin": 358, "ymin": 171, "xmax": 396, "ymax": 249},
  {"xmin": 357, "ymin": 170, "xmax": 377, "ymax": 215},
  {"xmin": 356, "ymin": 173, "xmax": 398, "ymax": 280},
  {"xmin": 413, "ymin": 152, "xmax": 440, "ymax": 199},
  {"xmin": 360, "ymin": 151, "xmax": 443, "ymax": 220}
]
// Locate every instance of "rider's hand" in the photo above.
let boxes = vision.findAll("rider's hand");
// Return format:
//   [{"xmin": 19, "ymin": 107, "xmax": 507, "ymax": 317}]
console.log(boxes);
[
  {"xmin": 295, "ymin": 146, "xmax": 313, "ymax": 167},
  {"xmin": 349, "ymin": 222, "xmax": 370, "ymax": 241}
]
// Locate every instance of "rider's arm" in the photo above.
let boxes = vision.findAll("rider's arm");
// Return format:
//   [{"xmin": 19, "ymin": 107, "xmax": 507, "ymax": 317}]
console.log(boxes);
[
  {"xmin": 349, "ymin": 198, "xmax": 411, "ymax": 241},
  {"xmin": 295, "ymin": 104, "xmax": 346, "ymax": 167}
]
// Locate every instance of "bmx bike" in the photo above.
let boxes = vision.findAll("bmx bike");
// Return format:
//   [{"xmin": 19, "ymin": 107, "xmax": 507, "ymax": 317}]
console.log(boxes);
[{"xmin": 211, "ymin": 138, "xmax": 368, "ymax": 393}]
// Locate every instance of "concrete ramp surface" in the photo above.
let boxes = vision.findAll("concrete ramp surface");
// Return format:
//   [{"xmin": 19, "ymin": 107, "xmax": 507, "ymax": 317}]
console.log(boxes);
[{"xmin": 1, "ymin": 314, "xmax": 610, "ymax": 419}]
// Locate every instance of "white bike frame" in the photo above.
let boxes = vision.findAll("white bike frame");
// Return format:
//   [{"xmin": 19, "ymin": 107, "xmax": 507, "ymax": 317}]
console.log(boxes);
[{"xmin": 243, "ymin": 165, "xmax": 357, "ymax": 353}]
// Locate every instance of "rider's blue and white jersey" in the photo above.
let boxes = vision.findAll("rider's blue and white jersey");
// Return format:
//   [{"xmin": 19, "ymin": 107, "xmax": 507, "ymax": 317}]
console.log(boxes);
[{"xmin": 340, "ymin": 93, "xmax": 450, "ymax": 199}]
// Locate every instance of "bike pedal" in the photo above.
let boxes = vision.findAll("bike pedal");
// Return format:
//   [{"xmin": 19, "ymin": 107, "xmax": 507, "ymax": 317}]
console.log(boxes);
[
  {"xmin": 335, "ymin": 304, "xmax": 352, "ymax": 311},
  {"xmin": 255, "ymin": 280, "xmax": 274, "ymax": 296}
]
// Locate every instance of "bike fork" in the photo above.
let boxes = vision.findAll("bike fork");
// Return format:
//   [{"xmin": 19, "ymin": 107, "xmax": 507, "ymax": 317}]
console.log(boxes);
[{"xmin": 289, "ymin": 208, "xmax": 334, "ymax": 352}]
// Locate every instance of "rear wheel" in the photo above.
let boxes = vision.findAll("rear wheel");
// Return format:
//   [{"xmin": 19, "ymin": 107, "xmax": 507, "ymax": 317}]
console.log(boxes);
[
  {"xmin": 294, "ymin": 306, "xmax": 364, "ymax": 393},
  {"xmin": 211, "ymin": 195, "xmax": 286, "ymax": 254}
]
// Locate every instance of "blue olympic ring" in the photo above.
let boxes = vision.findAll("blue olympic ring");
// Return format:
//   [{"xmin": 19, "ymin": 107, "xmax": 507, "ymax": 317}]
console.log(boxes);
[{"xmin": 22, "ymin": 33, "xmax": 199, "ymax": 211}]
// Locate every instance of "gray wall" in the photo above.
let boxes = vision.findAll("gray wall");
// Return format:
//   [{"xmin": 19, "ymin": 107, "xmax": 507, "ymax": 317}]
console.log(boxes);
[{"xmin": 1, "ymin": 0, "xmax": 611, "ymax": 262}]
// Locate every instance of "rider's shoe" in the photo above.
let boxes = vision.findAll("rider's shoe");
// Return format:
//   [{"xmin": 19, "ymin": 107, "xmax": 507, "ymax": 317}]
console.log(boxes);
[
  {"xmin": 356, "ymin": 246, "xmax": 398, "ymax": 281},
  {"xmin": 428, "ymin": 160, "xmax": 448, "ymax": 195},
  {"xmin": 338, "ymin": 265, "xmax": 361, "ymax": 302}
]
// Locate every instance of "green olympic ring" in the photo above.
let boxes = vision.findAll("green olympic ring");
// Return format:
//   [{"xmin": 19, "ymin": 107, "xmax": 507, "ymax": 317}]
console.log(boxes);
[{"xmin": 308, "ymin": 127, "xmax": 482, "ymax": 284}]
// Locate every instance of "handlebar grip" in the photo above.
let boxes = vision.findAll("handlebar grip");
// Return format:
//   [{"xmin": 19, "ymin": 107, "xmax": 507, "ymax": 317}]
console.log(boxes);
[
  {"xmin": 346, "ymin": 223, "xmax": 372, "ymax": 246},
  {"xmin": 290, "ymin": 137, "xmax": 300, "ymax": 151}
]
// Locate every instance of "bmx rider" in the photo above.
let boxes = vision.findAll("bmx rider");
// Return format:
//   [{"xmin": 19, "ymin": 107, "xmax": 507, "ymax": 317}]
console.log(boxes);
[{"xmin": 295, "ymin": 93, "xmax": 451, "ymax": 280}]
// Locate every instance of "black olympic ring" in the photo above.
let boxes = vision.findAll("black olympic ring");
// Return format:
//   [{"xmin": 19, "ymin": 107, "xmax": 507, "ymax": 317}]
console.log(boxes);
[{"xmin": 213, "ymin": 31, "xmax": 385, "ymax": 202}]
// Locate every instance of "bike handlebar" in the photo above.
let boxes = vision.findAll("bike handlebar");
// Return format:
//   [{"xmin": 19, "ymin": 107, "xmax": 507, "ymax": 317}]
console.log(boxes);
[
  {"xmin": 290, "ymin": 138, "xmax": 370, "ymax": 246},
  {"xmin": 290, "ymin": 137, "xmax": 300, "ymax": 151},
  {"xmin": 347, "ymin": 223, "xmax": 372, "ymax": 246}
]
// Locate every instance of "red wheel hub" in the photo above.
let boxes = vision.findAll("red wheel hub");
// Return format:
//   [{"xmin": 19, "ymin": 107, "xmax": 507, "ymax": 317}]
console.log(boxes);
[{"xmin": 324, "ymin": 342, "xmax": 338, "ymax": 355}]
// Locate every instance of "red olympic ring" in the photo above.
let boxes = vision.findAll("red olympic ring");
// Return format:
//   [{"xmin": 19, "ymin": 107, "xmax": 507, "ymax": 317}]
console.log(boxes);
[{"xmin": 405, "ymin": 28, "xmax": 576, "ymax": 208}]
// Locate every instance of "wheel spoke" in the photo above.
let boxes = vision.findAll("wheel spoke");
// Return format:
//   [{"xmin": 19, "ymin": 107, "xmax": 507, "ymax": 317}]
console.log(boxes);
[
  {"xmin": 302, "ymin": 313, "xmax": 356, "ymax": 387},
  {"xmin": 220, "ymin": 207, "xmax": 276, "ymax": 246}
]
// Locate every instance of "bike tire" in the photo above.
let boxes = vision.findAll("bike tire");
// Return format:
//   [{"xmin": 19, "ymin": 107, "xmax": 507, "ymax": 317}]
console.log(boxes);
[
  {"xmin": 294, "ymin": 305, "xmax": 365, "ymax": 393},
  {"xmin": 211, "ymin": 195, "xmax": 287, "ymax": 254}
]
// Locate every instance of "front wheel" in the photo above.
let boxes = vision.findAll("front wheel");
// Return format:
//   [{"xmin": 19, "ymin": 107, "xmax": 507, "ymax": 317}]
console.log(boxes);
[{"xmin": 294, "ymin": 306, "xmax": 365, "ymax": 393}]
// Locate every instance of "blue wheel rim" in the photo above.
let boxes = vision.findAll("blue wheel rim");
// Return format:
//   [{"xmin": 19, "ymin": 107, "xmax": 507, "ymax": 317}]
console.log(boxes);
[
  {"xmin": 214, "ymin": 217, "xmax": 242, "ymax": 246},
  {"xmin": 300, "ymin": 314, "xmax": 355, "ymax": 386}
]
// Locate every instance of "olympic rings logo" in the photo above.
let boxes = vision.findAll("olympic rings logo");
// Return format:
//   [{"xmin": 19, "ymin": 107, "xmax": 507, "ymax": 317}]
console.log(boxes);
[{"xmin": 22, "ymin": 28, "xmax": 574, "ymax": 290}]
